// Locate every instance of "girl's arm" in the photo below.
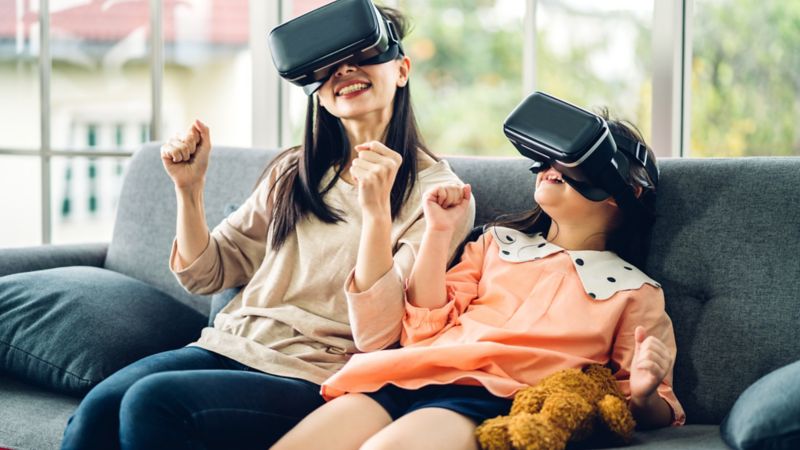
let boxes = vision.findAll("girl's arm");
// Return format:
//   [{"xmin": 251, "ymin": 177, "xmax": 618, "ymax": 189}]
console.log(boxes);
[
  {"xmin": 611, "ymin": 286, "xmax": 686, "ymax": 428},
  {"xmin": 628, "ymin": 326, "xmax": 678, "ymax": 428},
  {"xmin": 406, "ymin": 184, "xmax": 472, "ymax": 309}
]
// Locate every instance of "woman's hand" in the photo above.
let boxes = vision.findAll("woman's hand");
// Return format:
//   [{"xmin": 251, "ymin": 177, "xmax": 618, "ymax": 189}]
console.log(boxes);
[
  {"xmin": 160, "ymin": 119, "xmax": 212, "ymax": 191},
  {"xmin": 629, "ymin": 326, "xmax": 672, "ymax": 403},
  {"xmin": 349, "ymin": 141, "xmax": 403, "ymax": 219},
  {"xmin": 423, "ymin": 184, "xmax": 472, "ymax": 233}
]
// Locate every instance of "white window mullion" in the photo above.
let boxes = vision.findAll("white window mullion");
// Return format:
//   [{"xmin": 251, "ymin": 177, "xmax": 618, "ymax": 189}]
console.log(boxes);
[
  {"xmin": 278, "ymin": 0, "xmax": 293, "ymax": 148},
  {"xmin": 251, "ymin": 0, "xmax": 283, "ymax": 149},
  {"xmin": 523, "ymin": 0, "xmax": 537, "ymax": 95},
  {"xmin": 40, "ymin": 0, "xmax": 51, "ymax": 244},
  {"xmin": 150, "ymin": 0, "xmax": 164, "ymax": 142},
  {"xmin": 652, "ymin": 0, "xmax": 692, "ymax": 158}
]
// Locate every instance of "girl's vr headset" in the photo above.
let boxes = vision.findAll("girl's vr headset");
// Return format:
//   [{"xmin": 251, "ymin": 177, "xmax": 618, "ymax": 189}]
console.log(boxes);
[
  {"xmin": 504, "ymin": 91, "xmax": 659, "ymax": 219},
  {"xmin": 268, "ymin": 0, "xmax": 403, "ymax": 95}
]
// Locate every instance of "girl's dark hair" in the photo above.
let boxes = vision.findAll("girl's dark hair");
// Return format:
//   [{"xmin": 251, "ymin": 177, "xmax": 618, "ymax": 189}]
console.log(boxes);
[
  {"xmin": 490, "ymin": 109, "xmax": 659, "ymax": 267},
  {"xmin": 257, "ymin": 6, "xmax": 436, "ymax": 250}
]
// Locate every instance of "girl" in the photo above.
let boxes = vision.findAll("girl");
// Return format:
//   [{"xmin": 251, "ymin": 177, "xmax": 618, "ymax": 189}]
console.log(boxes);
[
  {"xmin": 273, "ymin": 115, "xmax": 685, "ymax": 450},
  {"xmin": 60, "ymin": 6, "xmax": 474, "ymax": 450}
]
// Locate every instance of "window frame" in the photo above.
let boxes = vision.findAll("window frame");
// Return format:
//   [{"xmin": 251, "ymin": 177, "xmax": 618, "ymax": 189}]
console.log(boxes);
[{"xmin": 0, "ymin": 0, "xmax": 694, "ymax": 244}]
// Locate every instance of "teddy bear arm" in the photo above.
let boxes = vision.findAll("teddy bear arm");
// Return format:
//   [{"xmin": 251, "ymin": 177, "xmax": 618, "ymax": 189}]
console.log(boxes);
[{"xmin": 597, "ymin": 394, "xmax": 636, "ymax": 443}]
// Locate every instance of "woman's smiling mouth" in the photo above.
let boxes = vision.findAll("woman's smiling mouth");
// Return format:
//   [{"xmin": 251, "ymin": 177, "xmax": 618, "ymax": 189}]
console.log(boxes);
[{"xmin": 336, "ymin": 81, "xmax": 372, "ymax": 97}]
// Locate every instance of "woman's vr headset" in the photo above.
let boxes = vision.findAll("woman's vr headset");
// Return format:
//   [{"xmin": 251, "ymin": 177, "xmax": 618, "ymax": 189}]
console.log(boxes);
[
  {"xmin": 504, "ymin": 91, "xmax": 659, "ymax": 218},
  {"xmin": 268, "ymin": 0, "xmax": 403, "ymax": 95}
]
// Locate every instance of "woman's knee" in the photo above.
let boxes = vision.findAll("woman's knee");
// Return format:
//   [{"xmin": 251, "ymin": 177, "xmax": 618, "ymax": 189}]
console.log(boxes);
[
  {"xmin": 119, "ymin": 373, "xmax": 185, "ymax": 425},
  {"xmin": 70, "ymin": 376, "xmax": 133, "ymax": 424}
]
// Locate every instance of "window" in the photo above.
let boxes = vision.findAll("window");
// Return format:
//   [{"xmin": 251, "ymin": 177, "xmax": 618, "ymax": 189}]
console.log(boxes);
[
  {"xmin": 0, "ymin": 156, "xmax": 41, "ymax": 247},
  {"xmin": 397, "ymin": 0, "xmax": 525, "ymax": 156},
  {"xmin": 286, "ymin": 0, "xmax": 526, "ymax": 157},
  {"xmin": 51, "ymin": 156, "xmax": 129, "ymax": 244},
  {"xmin": 536, "ymin": 0, "xmax": 654, "ymax": 143},
  {"xmin": 690, "ymin": 0, "xmax": 800, "ymax": 157},
  {"xmin": 0, "ymin": 0, "xmax": 40, "ymax": 150},
  {"xmin": 162, "ymin": 0, "xmax": 252, "ymax": 146},
  {"xmin": 1, "ymin": 0, "xmax": 796, "ymax": 247},
  {"xmin": 50, "ymin": 120, "xmax": 142, "ymax": 243},
  {"xmin": 50, "ymin": 0, "xmax": 151, "ymax": 151}
]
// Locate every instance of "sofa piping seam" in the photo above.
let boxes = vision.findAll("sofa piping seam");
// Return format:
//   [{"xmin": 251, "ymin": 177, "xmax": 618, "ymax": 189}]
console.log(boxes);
[{"xmin": 0, "ymin": 338, "xmax": 95, "ymax": 384}]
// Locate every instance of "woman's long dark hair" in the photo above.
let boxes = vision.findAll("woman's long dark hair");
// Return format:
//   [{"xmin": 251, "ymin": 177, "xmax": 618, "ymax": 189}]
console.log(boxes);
[
  {"xmin": 491, "ymin": 110, "xmax": 659, "ymax": 268},
  {"xmin": 258, "ymin": 6, "xmax": 436, "ymax": 250}
]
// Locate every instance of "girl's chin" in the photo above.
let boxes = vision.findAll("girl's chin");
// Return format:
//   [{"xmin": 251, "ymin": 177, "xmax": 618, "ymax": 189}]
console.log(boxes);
[{"xmin": 534, "ymin": 192, "xmax": 562, "ymax": 206}]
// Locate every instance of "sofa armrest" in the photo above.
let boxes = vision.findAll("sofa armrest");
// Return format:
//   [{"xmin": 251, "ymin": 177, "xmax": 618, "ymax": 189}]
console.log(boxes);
[{"xmin": 0, "ymin": 243, "xmax": 108, "ymax": 277}]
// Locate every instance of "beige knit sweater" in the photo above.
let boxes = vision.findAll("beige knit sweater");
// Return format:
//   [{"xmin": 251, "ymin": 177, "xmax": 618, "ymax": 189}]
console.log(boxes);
[{"xmin": 169, "ymin": 154, "xmax": 475, "ymax": 384}]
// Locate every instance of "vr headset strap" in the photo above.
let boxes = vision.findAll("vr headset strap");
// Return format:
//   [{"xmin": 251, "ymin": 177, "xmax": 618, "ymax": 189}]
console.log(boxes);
[
  {"xmin": 597, "ymin": 154, "xmax": 654, "ymax": 226},
  {"xmin": 610, "ymin": 132, "xmax": 659, "ymax": 186}
]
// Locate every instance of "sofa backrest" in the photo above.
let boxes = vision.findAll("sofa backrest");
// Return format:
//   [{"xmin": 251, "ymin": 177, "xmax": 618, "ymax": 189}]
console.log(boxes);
[
  {"xmin": 642, "ymin": 157, "xmax": 800, "ymax": 424},
  {"xmin": 107, "ymin": 144, "xmax": 800, "ymax": 424}
]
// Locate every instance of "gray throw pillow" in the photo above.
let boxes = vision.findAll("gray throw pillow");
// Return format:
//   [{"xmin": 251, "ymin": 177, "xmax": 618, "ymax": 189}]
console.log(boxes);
[
  {"xmin": 721, "ymin": 359, "xmax": 800, "ymax": 450},
  {"xmin": 0, "ymin": 266, "xmax": 206, "ymax": 396}
]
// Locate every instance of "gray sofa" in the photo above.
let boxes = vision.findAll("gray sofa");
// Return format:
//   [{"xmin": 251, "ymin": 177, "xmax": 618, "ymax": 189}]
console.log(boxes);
[{"xmin": 1, "ymin": 143, "xmax": 798, "ymax": 449}]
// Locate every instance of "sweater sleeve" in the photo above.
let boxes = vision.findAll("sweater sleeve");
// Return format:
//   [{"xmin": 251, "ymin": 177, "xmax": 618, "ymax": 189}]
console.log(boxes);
[
  {"xmin": 610, "ymin": 285, "xmax": 686, "ymax": 427},
  {"xmin": 169, "ymin": 154, "xmax": 291, "ymax": 295},
  {"xmin": 345, "ymin": 194, "xmax": 476, "ymax": 352},
  {"xmin": 400, "ymin": 232, "xmax": 487, "ymax": 346}
]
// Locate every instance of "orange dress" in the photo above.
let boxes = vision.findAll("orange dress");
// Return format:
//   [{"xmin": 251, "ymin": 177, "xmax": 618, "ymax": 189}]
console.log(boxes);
[{"xmin": 325, "ymin": 227, "xmax": 685, "ymax": 426}]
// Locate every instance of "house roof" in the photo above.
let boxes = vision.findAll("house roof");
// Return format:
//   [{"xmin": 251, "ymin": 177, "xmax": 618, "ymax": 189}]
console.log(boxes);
[
  {"xmin": 0, "ymin": 0, "xmax": 334, "ymax": 44},
  {"xmin": 0, "ymin": 0, "xmax": 249, "ymax": 45}
]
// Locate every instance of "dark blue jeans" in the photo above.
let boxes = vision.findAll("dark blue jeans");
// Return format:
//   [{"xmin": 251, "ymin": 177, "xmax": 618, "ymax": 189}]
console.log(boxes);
[{"xmin": 60, "ymin": 346, "xmax": 324, "ymax": 450}]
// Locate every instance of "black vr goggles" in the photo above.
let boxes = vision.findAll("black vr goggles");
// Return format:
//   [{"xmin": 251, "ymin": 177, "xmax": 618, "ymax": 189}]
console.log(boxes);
[
  {"xmin": 268, "ymin": 0, "xmax": 404, "ymax": 95},
  {"xmin": 504, "ymin": 91, "xmax": 659, "ymax": 218}
]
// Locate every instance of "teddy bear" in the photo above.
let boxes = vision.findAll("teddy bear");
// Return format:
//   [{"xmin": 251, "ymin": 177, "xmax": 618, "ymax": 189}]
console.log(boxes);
[{"xmin": 476, "ymin": 364, "xmax": 636, "ymax": 450}]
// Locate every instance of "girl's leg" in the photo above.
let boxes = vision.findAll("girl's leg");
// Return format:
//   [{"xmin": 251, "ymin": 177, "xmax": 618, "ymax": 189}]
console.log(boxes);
[
  {"xmin": 117, "ymin": 369, "xmax": 327, "ymax": 450},
  {"xmin": 362, "ymin": 407, "xmax": 479, "ymax": 450},
  {"xmin": 60, "ymin": 346, "xmax": 226, "ymax": 450},
  {"xmin": 271, "ymin": 394, "xmax": 393, "ymax": 450}
]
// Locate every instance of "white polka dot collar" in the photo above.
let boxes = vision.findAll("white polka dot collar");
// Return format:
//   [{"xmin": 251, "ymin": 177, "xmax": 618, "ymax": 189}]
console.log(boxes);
[{"xmin": 490, "ymin": 226, "xmax": 661, "ymax": 300}]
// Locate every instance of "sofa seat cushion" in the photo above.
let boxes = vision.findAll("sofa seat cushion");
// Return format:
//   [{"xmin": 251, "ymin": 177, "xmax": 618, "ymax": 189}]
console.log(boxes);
[
  {"xmin": 721, "ymin": 359, "xmax": 800, "ymax": 450},
  {"xmin": 0, "ymin": 266, "xmax": 206, "ymax": 396}
]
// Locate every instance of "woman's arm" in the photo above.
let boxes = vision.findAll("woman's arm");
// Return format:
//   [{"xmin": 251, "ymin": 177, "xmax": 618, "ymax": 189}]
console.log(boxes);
[
  {"xmin": 163, "ymin": 121, "xmax": 274, "ymax": 294},
  {"xmin": 348, "ymin": 141, "xmax": 402, "ymax": 293},
  {"xmin": 161, "ymin": 120, "xmax": 212, "ymax": 269},
  {"xmin": 174, "ymin": 186, "xmax": 210, "ymax": 269}
]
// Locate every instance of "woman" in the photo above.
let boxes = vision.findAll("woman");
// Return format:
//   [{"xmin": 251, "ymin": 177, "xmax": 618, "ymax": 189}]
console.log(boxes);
[{"xmin": 60, "ymin": 6, "xmax": 474, "ymax": 450}]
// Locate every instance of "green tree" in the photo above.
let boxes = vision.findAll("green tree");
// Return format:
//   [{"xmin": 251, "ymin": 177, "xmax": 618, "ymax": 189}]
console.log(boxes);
[
  {"xmin": 398, "ymin": 0, "xmax": 524, "ymax": 156},
  {"xmin": 691, "ymin": 0, "xmax": 800, "ymax": 156}
]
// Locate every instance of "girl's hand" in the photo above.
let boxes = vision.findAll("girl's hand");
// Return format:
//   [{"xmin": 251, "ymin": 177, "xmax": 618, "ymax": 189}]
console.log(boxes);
[
  {"xmin": 629, "ymin": 326, "xmax": 672, "ymax": 403},
  {"xmin": 160, "ymin": 119, "xmax": 212, "ymax": 190},
  {"xmin": 349, "ymin": 141, "xmax": 403, "ymax": 219},
  {"xmin": 423, "ymin": 184, "xmax": 472, "ymax": 232}
]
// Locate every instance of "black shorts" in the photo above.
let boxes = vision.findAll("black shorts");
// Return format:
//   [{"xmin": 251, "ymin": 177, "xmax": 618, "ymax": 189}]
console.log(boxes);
[{"xmin": 365, "ymin": 383, "xmax": 513, "ymax": 424}]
